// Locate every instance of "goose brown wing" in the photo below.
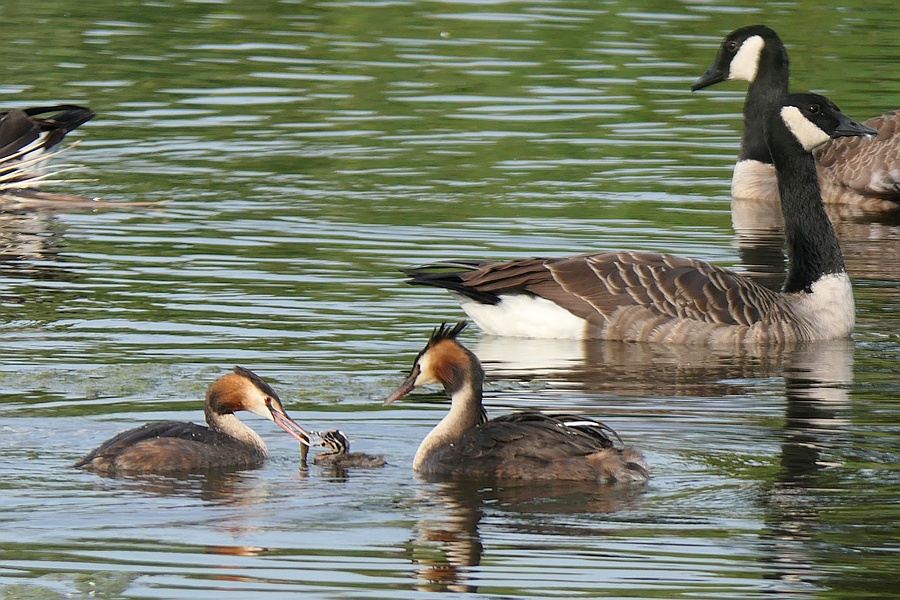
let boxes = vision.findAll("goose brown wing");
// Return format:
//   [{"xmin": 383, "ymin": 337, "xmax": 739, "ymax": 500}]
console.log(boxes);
[
  {"xmin": 0, "ymin": 105, "xmax": 94, "ymax": 159},
  {"xmin": 453, "ymin": 251, "xmax": 783, "ymax": 326},
  {"xmin": 815, "ymin": 110, "xmax": 900, "ymax": 199}
]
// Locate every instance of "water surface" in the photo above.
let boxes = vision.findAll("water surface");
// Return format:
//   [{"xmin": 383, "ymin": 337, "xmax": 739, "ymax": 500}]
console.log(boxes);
[{"xmin": 1, "ymin": 1, "xmax": 899, "ymax": 598}]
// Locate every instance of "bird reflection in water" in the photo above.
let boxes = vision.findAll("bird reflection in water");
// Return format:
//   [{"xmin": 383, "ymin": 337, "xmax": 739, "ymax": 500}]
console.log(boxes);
[
  {"xmin": 405, "ymin": 479, "xmax": 645, "ymax": 593},
  {"xmin": 754, "ymin": 338, "xmax": 856, "ymax": 590}
]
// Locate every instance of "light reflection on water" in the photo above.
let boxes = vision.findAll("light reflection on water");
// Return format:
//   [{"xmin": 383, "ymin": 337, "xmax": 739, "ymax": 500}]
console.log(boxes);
[{"xmin": 1, "ymin": 0, "xmax": 899, "ymax": 598}]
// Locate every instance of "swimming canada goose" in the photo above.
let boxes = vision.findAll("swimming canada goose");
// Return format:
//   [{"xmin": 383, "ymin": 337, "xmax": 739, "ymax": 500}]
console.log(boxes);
[
  {"xmin": 384, "ymin": 321, "xmax": 648, "ymax": 482},
  {"xmin": 692, "ymin": 25, "xmax": 898, "ymax": 208},
  {"xmin": 401, "ymin": 94, "xmax": 875, "ymax": 343},
  {"xmin": 0, "ymin": 105, "xmax": 94, "ymax": 191}
]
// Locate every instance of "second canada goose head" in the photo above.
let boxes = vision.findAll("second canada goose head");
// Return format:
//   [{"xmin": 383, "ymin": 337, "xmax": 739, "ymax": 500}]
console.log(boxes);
[{"xmin": 773, "ymin": 93, "xmax": 877, "ymax": 156}]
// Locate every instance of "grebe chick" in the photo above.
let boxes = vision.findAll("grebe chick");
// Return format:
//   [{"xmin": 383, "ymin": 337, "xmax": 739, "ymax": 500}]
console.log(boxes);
[
  {"xmin": 312, "ymin": 429, "xmax": 386, "ymax": 468},
  {"xmin": 74, "ymin": 366, "xmax": 311, "ymax": 475},
  {"xmin": 0, "ymin": 105, "xmax": 94, "ymax": 190},
  {"xmin": 384, "ymin": 322, "xmax": 648, "ymax": 483}
]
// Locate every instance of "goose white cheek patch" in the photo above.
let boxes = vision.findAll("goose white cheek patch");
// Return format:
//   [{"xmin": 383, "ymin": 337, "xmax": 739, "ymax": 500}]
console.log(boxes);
[
  {"xmin": 729, "ymin": 35, "xmax": 764, "ymax": 82},
  {"xmin": 781, "ymin": 106, "xmax": 831, "ymax": 151}
]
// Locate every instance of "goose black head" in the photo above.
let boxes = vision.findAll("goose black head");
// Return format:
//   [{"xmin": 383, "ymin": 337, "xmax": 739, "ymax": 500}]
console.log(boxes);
[
  {"xmin": 776, "ymin": 93, "xmax": 878, "ymax": 152},
  {"xmin": 692, "ymin": 25, "xmax": 783, "ymax": 90}
]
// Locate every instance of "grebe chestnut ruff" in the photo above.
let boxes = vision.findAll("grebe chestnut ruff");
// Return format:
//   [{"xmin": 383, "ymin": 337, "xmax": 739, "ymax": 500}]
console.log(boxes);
[
  {"xmin": 74, "ymin": 366, "xmax": 311, "ymax": 475},
  {"xmin": 312, "ymin": 429, "xmax": 386, "ymax": 468},
  {"xmin": 384, "ymin": 322, "xmax": 648, "ymax": 483}
]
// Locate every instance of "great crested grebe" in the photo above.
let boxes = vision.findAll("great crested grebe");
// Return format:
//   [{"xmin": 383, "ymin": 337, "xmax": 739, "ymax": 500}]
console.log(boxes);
[
  {"xmin": 692, "ymin": 25, "xmax": 898, "ymax": 208},
  {"xmin": 400, "ymin": 94, "xmax": 876, "ymax": 343},
  {"xmin": 384, "ymin": 322, "xmax": 648, "ymax": 482},
  {"xmin": 74, "ymin": 366, "xmax": 311, "ymax": 475},
  {"xmin": 0, "ymin": 105, "xmax": 94, "ymax": 190},
  {"xmin": 312, "ymin": 429, "xmax": 386, "ymax": 468}
]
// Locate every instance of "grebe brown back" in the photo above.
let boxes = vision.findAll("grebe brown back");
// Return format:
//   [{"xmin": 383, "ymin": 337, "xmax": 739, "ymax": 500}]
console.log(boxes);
[
  {"xmin": 384, "ymin": 322, "xmax": 648, "ymax": 483},
  {"xmin": 74, "ymin": 366, "xmax": 311, "ymax": 475},
  {"xmin": 0, "ymin": 105, "xmax": 94, "ymax": 190},
  {"xmin": 312, "ymin": 429, "xmax": 386, "ymax": 468}
]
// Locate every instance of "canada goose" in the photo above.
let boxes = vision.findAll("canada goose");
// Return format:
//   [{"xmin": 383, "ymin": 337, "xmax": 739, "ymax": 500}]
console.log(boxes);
[
  {"xmin": 384, "ymin": 321, "xmax": 648, "ymax": 482},
  {"xmin": 692, "ymin": 25, "xmax": 898, "ymax": 208},
  {"xmin": 401, "ymin": 94, "xmax": 875, "ymax": 343},
  {"xmin": 0, "ymin": 105, "xmax": 94, "ymax": 190}
]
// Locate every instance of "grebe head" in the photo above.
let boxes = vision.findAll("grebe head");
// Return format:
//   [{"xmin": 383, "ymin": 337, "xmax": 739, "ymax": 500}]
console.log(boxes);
[
  {"xmin": 384, "ymin": 321, "xmax": 473, "ymax": 405},
  {"xmin": 209, "ymin": 366, "xmax": 312, "ymax": 446},
  {"xmin": 316, "ymin": 429, "xmax": 351, "ymax": 455}
]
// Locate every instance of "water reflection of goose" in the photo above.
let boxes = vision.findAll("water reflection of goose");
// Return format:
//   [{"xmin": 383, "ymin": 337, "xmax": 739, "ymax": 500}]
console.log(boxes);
[
  {"xmin": 401, "ymin": 95, "xmax": 875, "ymax": 343},
  {"xmin": 474, "ymin": 334, "xmax": 854, "ymax": 403},
  {"xmin": 384, "ymin": 322, "xmax": 648, "ymax": 483},
  {"xmin": 692, "ymin": 25, "xmax": 899, "ymax": 210},
  {"xmin": 731, "ymin": 197, "xmax": 900, "ymax": 296},
  {"xmin": 74, "ymin": 366, "xmax": 311, "ymax": 475},
  {"xmin": 757, "ymin": 337, "xmax": 856, "ymax": 591}
]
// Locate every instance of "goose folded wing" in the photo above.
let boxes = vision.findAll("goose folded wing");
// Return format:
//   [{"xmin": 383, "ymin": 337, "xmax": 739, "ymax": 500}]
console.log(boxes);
[{"xmin": 458, "ymin": 251, "xmax": 782, "ymax": 326}]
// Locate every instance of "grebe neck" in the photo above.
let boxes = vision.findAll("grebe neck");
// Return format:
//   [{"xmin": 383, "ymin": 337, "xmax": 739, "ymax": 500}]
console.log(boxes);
[
  {"xmin": 205, "ymin": 406, "xmax": 269, "ymax": 458},
  {"xmin": 413, "ymin": 359, "xmax": 486, "ymax": 471}
]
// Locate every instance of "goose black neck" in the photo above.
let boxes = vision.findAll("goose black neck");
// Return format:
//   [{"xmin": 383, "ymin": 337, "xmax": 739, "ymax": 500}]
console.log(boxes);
[
  {"xmin": 740, "ymin": 41, "xmax": 790, "ymax": 163},
  {"xmin": 768, "ymin": 129, "xmax": 844, "ymax": 293}
]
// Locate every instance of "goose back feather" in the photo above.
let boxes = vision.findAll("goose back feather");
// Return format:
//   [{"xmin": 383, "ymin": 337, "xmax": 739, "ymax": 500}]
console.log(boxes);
[
  {"xmin": 403, "ymin": 94, "xmax": 873, "ymax": 343},
  {"xmin": 0, "ymin": 105, "xmax": 95, "ymax": 190}
]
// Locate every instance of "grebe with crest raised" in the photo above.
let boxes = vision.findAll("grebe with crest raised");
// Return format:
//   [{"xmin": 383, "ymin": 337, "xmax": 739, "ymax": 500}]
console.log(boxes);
[{"xmin": 384, "ymin": 322, "xmax": 648, "ymax": 483}]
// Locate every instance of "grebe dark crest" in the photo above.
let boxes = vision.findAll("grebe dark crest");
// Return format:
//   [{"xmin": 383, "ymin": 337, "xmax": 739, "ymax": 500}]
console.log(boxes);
[
  {"xmin": 400, "ymin": 95, "xmax": 876, "ymax": 343},
  {"xmin": 312, "ymin": 429, "xmax": 386, "ymax": 468},
  {"xmin": 0, "ymin": 105, "xmax": 94, "ymax": 190},
  {"xmin": 74, "ymin": 366, "xmax": 311, "ymax": 475},
  {"xmin": 384, "ymin": 322, "xmax": 649, "ymax": 483}
]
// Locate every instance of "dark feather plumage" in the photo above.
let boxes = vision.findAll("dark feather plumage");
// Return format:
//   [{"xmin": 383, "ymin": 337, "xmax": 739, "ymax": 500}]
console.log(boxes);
[
  {"xmin": 403, "ymin": 252, "xmax": 802, "ymax": 341},
  {"xmin": 417, "ymin": 411, "xmax": 647, "ymax": 482},
  {"xmin": 73, "ymin": 421, "xmax": 267, "ymax": 474},
  {"xmin": 386, "ymin": 324, "xmax": 649, "ymax": 483},
  {"xmin": 0, "ymin": 104, "xmax": 95, "ymax": 190}
]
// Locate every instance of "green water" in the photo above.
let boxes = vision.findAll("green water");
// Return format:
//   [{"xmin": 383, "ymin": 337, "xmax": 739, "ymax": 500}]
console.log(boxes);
[{"xmin": 1, "ymin": 1, "xmax": 899, "ymax": 598}]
